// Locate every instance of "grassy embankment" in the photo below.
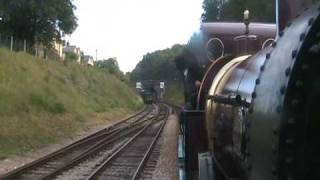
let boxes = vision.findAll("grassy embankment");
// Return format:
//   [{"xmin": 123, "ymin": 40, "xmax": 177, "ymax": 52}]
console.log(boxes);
[
  {"xmin": 0, "ymin": 48, "xmax": 143, "ymax": 157},
  {"xmin": 164, "ymin": 83, "xmax": 184, "ymax": 105}
]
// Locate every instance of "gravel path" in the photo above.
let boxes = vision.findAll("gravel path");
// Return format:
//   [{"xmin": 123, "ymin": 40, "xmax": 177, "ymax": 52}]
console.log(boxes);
[
  {"xmin": 152, "ymin": 114, "xmax": 179, "ymax": 180},
  {"xmin": 54, "ymin": 139, "xmax": 128, "ymax": 180}
]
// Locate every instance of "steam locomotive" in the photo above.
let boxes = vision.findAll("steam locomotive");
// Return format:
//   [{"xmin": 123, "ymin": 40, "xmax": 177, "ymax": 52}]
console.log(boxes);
[{"xmin": 177, "ymin": 0, "xmax": 320, "ymax": 180}]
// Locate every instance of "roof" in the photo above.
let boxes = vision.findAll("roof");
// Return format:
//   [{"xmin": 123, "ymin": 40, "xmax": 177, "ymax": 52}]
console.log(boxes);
[
  {"xmin": 83, "ymin": 55, "xmax": 93, "ymax": 60},
  {"xmin": 201, "ymin": 22, "xmax": 276, "ymax": 38}
]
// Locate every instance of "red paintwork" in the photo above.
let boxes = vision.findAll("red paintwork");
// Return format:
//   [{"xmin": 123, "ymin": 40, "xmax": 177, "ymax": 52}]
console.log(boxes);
[{"xmin": 279, "ymin": 0, "xmax": 315, "ymax": 31}]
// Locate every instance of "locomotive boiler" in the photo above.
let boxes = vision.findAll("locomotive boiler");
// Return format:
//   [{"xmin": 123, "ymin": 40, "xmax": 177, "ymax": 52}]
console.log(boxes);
[{"xmin": 178, "ymin": 0, "xmax": 320, "ymax": 180}]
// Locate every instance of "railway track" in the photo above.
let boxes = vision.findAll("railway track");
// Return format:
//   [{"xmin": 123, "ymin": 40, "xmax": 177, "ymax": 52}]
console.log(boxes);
[
  {"xmin": 0, "ymin": 104, "xmax": 167, "ymax": 180},
  {"xmin": 86, "ymin": 104, "xmax": 169, "ymax": 180}
]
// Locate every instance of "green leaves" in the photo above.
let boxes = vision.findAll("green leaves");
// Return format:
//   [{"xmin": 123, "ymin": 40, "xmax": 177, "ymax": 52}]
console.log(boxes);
[
  {"xmin": 130, "ymin": 44, "xmax": 185, "ymax": 81},
  {"xmin": 0, "ymin": 0, "xmax": 77, "ymax": 47},
  {"xmin": 202, "ymin": 0, "xmax": 225, "ymax": 22},
  {"xmin": 202, "ymin": 0, "xmax": 276, "ymax": 22},
  {"xmin": 95, "ymin": 58, "xmax": 126, "ymax": 81}
]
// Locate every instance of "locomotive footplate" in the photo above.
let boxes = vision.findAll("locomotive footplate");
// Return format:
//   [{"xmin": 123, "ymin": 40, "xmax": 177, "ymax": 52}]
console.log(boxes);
[{"xmin": 180, "ymin": 110, "xmax": 209, "ymax": 180}]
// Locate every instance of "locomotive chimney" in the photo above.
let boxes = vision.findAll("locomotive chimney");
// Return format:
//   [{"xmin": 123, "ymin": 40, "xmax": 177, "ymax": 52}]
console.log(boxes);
[
  {"xmin": 277, "ymin": 0, "xmax": 315, "ymax": 34},
  {"xmin": 244, "ymin": 9, "xmax": 250, "ymax": 35}
]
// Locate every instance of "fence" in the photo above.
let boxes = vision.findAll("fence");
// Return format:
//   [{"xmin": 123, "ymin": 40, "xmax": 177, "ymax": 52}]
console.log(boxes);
[{"xmin": 0, "ymin": 34, "xmax": 63, "ymax": 61}]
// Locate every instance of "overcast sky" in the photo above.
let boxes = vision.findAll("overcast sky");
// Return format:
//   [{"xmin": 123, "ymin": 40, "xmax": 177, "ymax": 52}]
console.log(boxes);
[{"xmin": 67, "ymin": 0, "xmax": 203, "ymax": 72}]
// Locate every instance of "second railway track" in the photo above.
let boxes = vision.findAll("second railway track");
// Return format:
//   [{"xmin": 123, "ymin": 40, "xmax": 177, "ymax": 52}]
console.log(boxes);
[
  {"xmin": 0, "ymin": 104, "xmax": 170, "ymax": 180},
  {"xmin": 86, "ymin": 104, "xmax": 169, "ymax": 180}
]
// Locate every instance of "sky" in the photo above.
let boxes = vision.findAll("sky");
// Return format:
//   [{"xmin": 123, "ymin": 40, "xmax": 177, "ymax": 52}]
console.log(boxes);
[{"xmin": 67, "ymin": 0, "xmax": 204, "ymax": 72}]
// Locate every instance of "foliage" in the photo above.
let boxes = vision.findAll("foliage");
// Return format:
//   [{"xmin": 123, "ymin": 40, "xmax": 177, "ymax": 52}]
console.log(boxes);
[
  {"xmin": 96, "ymin": 58, "xmax": 119, "ymax": 74},
  {"xmin": 202, "ymin": 0, "xmax": 225, "ymax": 21},
  {"xmin": 164, "ymin": 82, "xmax": 184, "ymax": 105},
  {"xmin": 64, "ymin": 52, "xmax": 79, "ymax": 64},
  {"xmin": 0, "ymin": 48, "xmax": 143, "ymax": 156},
  {"xmin": 95, "ymin": 58, "xmax": 126, "ymax": 81},
  {"xmin": 202, "ymin": 0, "xmax": 276, "ymax": 22},
  {"xmin": 130, "ymin": 44, "xmax": 185, "ymax": 81},
  {"xmin": 0, "ymin": 0, "xmax": 78, "ymax": 47},
  {"xmin": 186, "ymin": 32, "xmax": 207, "ymax": 66}
]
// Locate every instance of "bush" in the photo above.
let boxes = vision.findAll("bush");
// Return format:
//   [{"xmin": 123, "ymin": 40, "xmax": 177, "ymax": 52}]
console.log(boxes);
[{"xmin": 30, "ymin": 93, "xmax": 65, "ymax": 114}]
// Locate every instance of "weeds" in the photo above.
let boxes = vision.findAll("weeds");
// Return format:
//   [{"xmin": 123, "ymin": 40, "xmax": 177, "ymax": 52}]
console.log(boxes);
[{"xmin": 0, "ymin": 48, "xmax": 143, "ymax": 157}]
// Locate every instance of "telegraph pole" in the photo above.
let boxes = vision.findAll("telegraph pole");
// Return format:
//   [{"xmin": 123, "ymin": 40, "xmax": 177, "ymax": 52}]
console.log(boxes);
[{"xmin": 95, "ymin": 49, "xmax": 98, "ymax": 61}]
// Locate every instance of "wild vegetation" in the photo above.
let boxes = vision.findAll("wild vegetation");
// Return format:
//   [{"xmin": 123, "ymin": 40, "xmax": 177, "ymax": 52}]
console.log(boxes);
[
  {"xmin": 130, "ymin": 44, "xmax": 184, "ymax": 81},
  {"xmin": 130, "ymin": 44, "xmax": 185, "ymax": 105},
  {"xmin": 202, "ymin": 0, "xmax": 276, "ymax": 22},
  {"xmin": 95, "ymin": 58, "xmax": 126, "ymax": 82},
  {"xmin": 164, "ymin": 83, "xmax": 184, "ymax": 105},
  {"xmin": 0, "ymin": 48, "xmax": 143, "ymax": 157},
  {"xmin": 0, "ymin": 0, "xmax": 77, "ymax": 47}
]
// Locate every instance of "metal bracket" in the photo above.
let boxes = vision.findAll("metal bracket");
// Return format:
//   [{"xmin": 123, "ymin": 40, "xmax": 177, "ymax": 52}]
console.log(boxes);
[
  {"xmin": 198, "ymin": 152, "xmax": 215, "ymax": 180},
  {"xmin": 207, "ymin": 94, "xmax": 251, "ymax": 108}
]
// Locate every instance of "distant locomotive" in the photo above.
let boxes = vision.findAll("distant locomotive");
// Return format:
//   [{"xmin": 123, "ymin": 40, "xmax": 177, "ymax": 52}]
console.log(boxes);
[
  {"xmin": 141, "ymin": 88, "xmax": 157, "ymax": 104},
  {"xmin": 178, "ymin": 0, "xmax": 320, "ymax": 180},
  {"xmin": 138, "ymin": 81, "xmax": 158, "ymax": 104}
]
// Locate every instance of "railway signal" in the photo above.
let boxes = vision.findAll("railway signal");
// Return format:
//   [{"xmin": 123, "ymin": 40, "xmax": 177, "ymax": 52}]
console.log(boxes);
[
  {"xmin": 136, "ymin": 82, "xmax": 142, "ymax": 89},
  {"xmin": 160, "ymin": 82, "xmax": 165, "ymax": 89}
]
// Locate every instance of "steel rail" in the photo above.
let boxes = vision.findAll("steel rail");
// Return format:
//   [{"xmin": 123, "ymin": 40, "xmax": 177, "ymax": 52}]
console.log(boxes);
[
  {"xmin": 0, "ymin": 105, "xmax": 153, "ymax": 180},
  {"xmin": 131, "ymin": 108, "xmax": 168, "ymax": 180},
  {"xmin": 40, "ymin": 112, "xmax": 161, "ymax": 180},
  {"xmin": 86, "ymin": 104, "xmax": 169, "ymax": 180},
  {"xmin": 85, "ymin": 122, "xmax": 156, "ymax": 180}
]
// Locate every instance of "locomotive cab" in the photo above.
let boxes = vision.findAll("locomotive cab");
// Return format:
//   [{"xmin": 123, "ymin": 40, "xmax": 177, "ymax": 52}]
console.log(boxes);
[
  {"xmin": 179, "ymin": 1, "xmax": 320, "ymax": 179},
  {"xmin": 180, "ymin": 8, "xmax": 278, "ymax": 180}
]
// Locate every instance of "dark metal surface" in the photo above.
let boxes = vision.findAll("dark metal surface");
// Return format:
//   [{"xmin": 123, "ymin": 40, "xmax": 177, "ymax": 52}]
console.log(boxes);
[
  {"xmin": 182, "ymin": 110, "xmax": 208, "ymax": 180},
  {"xmin": 220, "ymin": 48, "xmax": 271, "ymax": 104},
  {"xmin": 248, "ymin": 3, "xmax": 320, "ymax": 180},
  {"xmin": 201, "ymin": 22, "xmax": 276, "ymax": 56},
  {"xmin": 204, "ymin": 54, "xmax": 253, "ymax": 178},
  {"xmin": 182, "ymin": 2, "xmax": 320, "ymax": 180},
  {"xmin": 197, "ymin": 55, "xmax": 233, "ymax": 109},
  {"xmin": 278, "ymin": 0, "xmax": 318, "ymax": 31}
]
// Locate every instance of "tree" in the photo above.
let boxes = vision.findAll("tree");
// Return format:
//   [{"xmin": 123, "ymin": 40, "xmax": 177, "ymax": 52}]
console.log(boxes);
[
  {"xmin": 95, "ymin": 58, "xmax": 126, "ymax": 81},
  {"xmin": 202, "ymin": 0, "xmax": 226, "ymax": 22},
  {"xmin": 64, "ymin": 52, "xmax": 78, "ymax": 64},
  {"xmin": 0, "ymin": 0, "xmax": 77, "ymax": 47},
  {"xmin": 96, "ymin": 58, "xmax": 119, "ymax": 74},
  {"xmin": 130, "ymin": 44, "xmax": 185, "ymax": 81},
  {"xmin": 202, "ymin": 0, "xmax": 276, "ymax": 22},
  {"xmin": 186, "ymin": 32, "xmax": 206, "ymax": 60}
]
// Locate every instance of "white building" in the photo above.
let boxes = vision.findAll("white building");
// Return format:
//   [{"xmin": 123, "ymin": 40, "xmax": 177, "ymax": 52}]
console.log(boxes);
[
  {"xmin": 53, "ymin": 40, "xmax": 64, "ymax": 58},
  {"xmin": 63, "ymin": 45, "xmax": 81, "ymax": 63},
  {"xmin": 82, "ymin": 55, "xmax": 94, "ymax": 66}
]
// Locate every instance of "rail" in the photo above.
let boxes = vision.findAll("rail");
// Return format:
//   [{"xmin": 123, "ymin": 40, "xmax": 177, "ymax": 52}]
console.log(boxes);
[{"xmin": 0, "ymin": 105, "xmax": 154, "ymax": 180}]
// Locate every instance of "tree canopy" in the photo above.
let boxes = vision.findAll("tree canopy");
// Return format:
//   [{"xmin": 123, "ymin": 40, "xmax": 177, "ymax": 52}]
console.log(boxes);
[
  {"xmin": 0, "ymin": 0, "xmax": 78, "ymax": 47},
  {"xmin": 95, "ymin": 58, "xmax": 126, "ymax": 81},
  {"xmin": 130, "ymin": 44, "xmax": 185, "ymax": 81},
  {"xmin": 202, "ymin": 0, "xmax": 276, "ymax": 22}
]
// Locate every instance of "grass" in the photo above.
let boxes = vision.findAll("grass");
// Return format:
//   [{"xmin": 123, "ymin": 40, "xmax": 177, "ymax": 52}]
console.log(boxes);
[
  {"xmin": 0, "ymin": 48, "xmax": 143, "ymax": 157},
  {"xmin": 164, "ymin": 83, "xmax": 184, "ymax": 105}
]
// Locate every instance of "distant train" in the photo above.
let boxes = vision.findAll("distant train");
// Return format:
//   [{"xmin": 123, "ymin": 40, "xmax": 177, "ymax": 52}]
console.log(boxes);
[
  {"xmin": 177, "ymin": 0, "xmax": 320, "ymax": 180},
  {"xmin": 137, "ymin": 80, "xmax": 165, "ymax": 104},
  {"xmin": 141, "ymin": 88, "xmax": 157, "ymax": 104}
]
